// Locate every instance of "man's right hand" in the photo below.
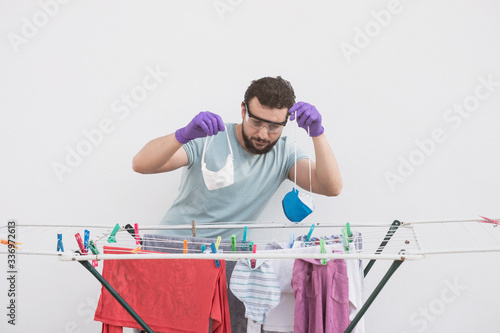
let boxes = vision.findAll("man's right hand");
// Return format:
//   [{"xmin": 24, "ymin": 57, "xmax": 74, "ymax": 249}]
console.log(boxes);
[{"xmin": 175, "ymin": 111, "xmax": 225, "ymax": 144}]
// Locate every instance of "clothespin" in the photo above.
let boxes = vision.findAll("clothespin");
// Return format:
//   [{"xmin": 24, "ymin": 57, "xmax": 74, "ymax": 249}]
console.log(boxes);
[
  {"xmin": 249, "ymin": 241, "xmax": 254, "ymax": 252},
  {"xmin": 108, "ymin": 223, "xmax": 120, "ymax": 243},
  {"xmin": 84, "ymin": 230, "xmax": 90, "ymax": 251},
  {"xmin": 341, "ymin": 227, "xmax": 350, "ymax": 253},
  {"xmin": 320, "ymin": 239, "xmax": 327, "ymax": 265},
  {"xmin": 191, "ymin": 220, "xmax": 197, "ymax": 237},
  {"xmin": 75, "ymin": 233, "xmax": 87, "ymax": 254},
  {"xmin": 242, "ymin": 226, "xmax": 248, "ymax": 250},
  {"xmin": 1, "ymin": 239, "xmax": 22, "ymax": 249},
  {"xmin": 251, "ymin": 243, "xmax": 257, "ymax": 269},
  {"xmin": 210, "ymin": 243, "xmax": 220, "ymax": 268},
  {"xmin": 289, "ymin": 232, "xmax": 295, "ymax": 249},
  {"xmin": 231, "ymin": 234, "xmax": 236, "ymax": 252},
  {"xmin": 134, "ymin": 223, "xmax": 141, "ymax": 245},
  {"xmin": 346, "ymin": 222, "xmax": 353, "ymax": 242},
  {"xmin": 131, "ymin": 246, "xmax": 141, "ymax": 253},
  {"xmin": 215, "ymin": 236, "xmax": 221, "ymax": 250},
  {"xmin": 57, "ymin": 234, "xmax": 64, "ymax": 252},
  {"xmin": 183, "ymin": 239, "xmax": 188, "ymax": 254},
  {"xmin": 479, "ymin": 216, "xmax": 500, "ymax": 227},
  {"xmin": 201, "ymin": 244, "xmax": 206, "ymax": 253},
  {"xmin": 89, "ymin": 241, "xmax": 100, "ymax": 267},
  {"xmin": 305, "ymin": 224, "xmax": 315, "ymax": 242},
  {"xmin": 88, "ymin": 240, "xmax": 100, "ymax": 255}
]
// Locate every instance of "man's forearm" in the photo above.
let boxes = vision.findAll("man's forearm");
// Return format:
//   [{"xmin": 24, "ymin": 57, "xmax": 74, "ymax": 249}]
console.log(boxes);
[
  {"xmin": 312, "ymin": 134, "xmax": 343, "ymax": 196},
  {"xmin": 132, "ymin": 133, "xmax": 183, "ymax": 174}
]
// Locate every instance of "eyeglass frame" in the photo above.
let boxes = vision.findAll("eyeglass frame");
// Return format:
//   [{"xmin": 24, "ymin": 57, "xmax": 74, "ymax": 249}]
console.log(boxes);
[{"xmin": 243, "ymin": 102, "xmax": 288, "ymax": 133}]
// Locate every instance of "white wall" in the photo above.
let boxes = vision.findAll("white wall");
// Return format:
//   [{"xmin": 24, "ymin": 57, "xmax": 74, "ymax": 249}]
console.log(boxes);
[{"xmin": 1, "ymin": 0, "xmax": 499, "ymax": 332}]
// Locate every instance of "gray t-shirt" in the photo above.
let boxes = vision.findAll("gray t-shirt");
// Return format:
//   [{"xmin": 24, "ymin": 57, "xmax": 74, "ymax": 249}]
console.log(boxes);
[{"xmin": 160, "ymin": 123, "xmax": 308, "ymax": 239}]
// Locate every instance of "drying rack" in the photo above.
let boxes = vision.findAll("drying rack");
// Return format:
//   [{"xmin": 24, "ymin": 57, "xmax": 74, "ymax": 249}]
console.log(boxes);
[{"xmin": 1, "ymin": 217, "xmax": 500, "ymax": 333}]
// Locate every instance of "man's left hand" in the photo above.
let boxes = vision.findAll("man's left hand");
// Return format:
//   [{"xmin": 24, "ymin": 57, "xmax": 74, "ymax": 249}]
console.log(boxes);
[{"xmin": 288, "ymin": 102, "xmax": 324, "ymax": 137}]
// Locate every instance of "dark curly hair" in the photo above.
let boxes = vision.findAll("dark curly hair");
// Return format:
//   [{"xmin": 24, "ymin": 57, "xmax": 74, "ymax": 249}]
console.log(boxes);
[{"xmin": 244, "ymin": 76, "xmax": 296, "ymax": 110}]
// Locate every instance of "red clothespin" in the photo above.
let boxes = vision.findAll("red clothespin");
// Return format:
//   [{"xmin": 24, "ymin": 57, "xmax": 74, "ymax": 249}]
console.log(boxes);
[
  {"xmin": 251, "ymin": 243, "xmax": 257, "ymax": 269},
  {"xmin": 479, "ymin": 216, "xmax": 500, "ymax": 227},
  {"xmin": 134, "ymin": 223, "xmax": 141, "ymax": 245},
  {"xmin": 75, "ymin": 233, "xmax": 87, "ymax": 254}
]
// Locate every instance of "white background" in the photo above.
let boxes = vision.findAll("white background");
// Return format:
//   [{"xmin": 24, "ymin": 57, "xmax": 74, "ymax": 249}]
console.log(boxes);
[{"xmin": 1, "ymin": 0, "xmax": 499, "ymax": 332}]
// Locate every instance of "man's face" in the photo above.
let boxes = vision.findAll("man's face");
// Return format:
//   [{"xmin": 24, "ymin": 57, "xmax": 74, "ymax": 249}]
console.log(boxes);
[{"xmin": 241, "ymin": 97, "xmax": 288, "ymax": 154}]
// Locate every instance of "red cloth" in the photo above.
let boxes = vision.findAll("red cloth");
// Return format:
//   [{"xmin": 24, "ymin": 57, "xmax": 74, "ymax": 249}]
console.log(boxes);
[{"xmin": 94, "ymin": 247, "xmax": 231, "ymax": 332}]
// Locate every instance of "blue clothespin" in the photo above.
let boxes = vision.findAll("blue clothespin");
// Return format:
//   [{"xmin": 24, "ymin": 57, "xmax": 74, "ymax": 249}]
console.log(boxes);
[
  {"xmin": 84, "ymin": 230, "xmax": 90, "ymax": 251},
  {"xmin": 305, "ymin": 224, "xmax": 315, "ymax": 242},
  {"xmin": 210, "ymin": 243, "xmax": 220, "ymax": 268},
  {"xmin": 242, "ymin": 226, "xmax": 248, "ymax": 250},
  {"xmin": 201, "ymin": 244, "xmax": 206, "ymax": 253},
  {"xmin": 57, "ymin": 234, "xmax": 64, "ymax": 252},
  {"xmin": 231, "ymin": 234, "xmax": 236, "ymax": 252},
  {"xmin": 289, "ymin": 232, "xmax": 295, "ymax": 249},
  {"xmin": 320, "ymin": 239, "xmax": 327, "ymax": 265}
]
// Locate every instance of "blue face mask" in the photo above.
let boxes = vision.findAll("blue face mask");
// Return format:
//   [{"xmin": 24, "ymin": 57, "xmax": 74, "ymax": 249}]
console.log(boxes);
[{"xmin": 282, "ymin": 187, "xmax": 315, "ymax": 223}]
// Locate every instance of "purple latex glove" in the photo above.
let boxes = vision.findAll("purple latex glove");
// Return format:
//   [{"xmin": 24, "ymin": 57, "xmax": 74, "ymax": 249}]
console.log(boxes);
[
  {"xmin": 175, "ymin": 111, "xmax": 225, "ymax": 144},
  {"xmin": 288, "ymin": 102, "xmax": 324, "ymax": 137}
]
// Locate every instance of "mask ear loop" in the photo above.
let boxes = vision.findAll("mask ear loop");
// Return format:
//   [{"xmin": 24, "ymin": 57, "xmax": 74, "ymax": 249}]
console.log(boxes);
[
  {"xmin": 307, "ymin": 126, "xmax": 312, "ymax": 194},
  {"xmin": 293, "ymin": 111, "xmax": 297, "ymax": 187}
]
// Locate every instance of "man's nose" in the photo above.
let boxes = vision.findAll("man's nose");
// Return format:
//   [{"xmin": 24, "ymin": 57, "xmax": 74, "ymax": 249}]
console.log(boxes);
[{"xmin": 257, "ymin": 126, "xmax": 270, "ymax": 138}]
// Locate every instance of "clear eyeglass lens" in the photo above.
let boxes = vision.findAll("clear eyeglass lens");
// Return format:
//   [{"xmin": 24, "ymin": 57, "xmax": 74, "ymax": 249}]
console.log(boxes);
[{"xmin": 247, "ymin": 117, "xmax": 283, "ymax": 133}]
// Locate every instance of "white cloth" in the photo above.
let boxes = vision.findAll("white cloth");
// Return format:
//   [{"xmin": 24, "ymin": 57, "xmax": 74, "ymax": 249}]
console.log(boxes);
[{"xmin": 230, "ymin": 259, "xmax": 281, "ymax": 325}]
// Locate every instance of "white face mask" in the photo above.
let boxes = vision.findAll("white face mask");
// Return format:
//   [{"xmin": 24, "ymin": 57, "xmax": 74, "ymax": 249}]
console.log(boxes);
[{"xmin": 201, "ymin": 128, "xmax": 234, "ymax": 191}]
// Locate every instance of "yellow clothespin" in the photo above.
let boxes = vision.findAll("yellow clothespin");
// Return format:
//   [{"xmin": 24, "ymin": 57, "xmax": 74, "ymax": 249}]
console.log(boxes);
[{"xmin": 215, "ymin": 236, "xmax": 221, "ymax": 250}]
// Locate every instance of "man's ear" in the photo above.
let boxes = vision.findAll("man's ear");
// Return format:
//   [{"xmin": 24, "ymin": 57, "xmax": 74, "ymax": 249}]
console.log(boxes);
[{"xmin": 241, "ymin": 102, "xmax": 246, "ymax": 120}]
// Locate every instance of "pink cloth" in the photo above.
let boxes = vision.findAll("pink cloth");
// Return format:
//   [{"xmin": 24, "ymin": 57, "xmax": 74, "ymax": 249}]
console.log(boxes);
[
  {"xmin": 94, "ymin": 247, "xmax": 231, "ymax": 333},
  {"xmin": 291, "ymin": 258, "xmax": 350, "ymax": 333}
]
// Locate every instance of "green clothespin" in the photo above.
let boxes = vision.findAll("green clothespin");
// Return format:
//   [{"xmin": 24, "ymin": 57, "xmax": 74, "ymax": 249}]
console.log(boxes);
[
  {"xmin": 320, "ymin": 239, "xmax": 327, "ymax": 265},
  {"xmin": 89, "ymin": 240, "xmax": 100, "ymax": 268},
  {"xmin": 89, "ymin": 241, "xmax": 100, "ymax": 255},
  {"xmin": 346, "ymin": 222, "xmax": 353, "ymax": 242},
  {"xmin": 231, "ymin": 234, "xmax": 236, "ymax": 252},
  {"xmin": 341, "ymin": 227, "xmax": 350, "ymax": 252},
  {"xmin": 107, "ymin": 223, "xmax": 120, "ymax": 243},
  {"xmin": 249, "ymin": 241, "xmax": 254, "ymax": 252}
]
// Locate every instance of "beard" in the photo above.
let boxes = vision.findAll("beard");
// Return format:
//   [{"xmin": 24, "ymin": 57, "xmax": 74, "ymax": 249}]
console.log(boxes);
[{"xmin": 241, "ymin": 124, "xmax": 279, "ymax": 154}]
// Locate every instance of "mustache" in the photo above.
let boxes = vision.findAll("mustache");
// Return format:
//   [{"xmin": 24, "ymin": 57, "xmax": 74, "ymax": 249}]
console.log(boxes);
[{"xmin": 252, "ymin": 138, "xmax": 271, "ymax": 144}]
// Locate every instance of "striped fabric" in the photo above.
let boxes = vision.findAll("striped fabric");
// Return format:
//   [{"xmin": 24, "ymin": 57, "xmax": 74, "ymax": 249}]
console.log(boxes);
[{"xmin": 230, "ymin": 259, "xmax": 281, "ymax": 324}]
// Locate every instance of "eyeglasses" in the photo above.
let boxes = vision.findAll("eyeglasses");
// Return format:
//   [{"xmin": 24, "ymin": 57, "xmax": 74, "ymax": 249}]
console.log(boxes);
[{"xmin": 243, "ymin": 102, "xmax": 287, "ymax": 134}]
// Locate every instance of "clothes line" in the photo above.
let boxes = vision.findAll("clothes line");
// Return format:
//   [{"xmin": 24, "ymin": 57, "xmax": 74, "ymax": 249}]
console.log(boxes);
[{"xmin": 58, "ymin": 251, "xmax": 424, "ymax": 262}]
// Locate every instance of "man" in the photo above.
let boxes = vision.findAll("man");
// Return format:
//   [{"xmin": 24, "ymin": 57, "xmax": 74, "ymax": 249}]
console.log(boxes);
[{"xmin": 132, "ymin": 76, "xmax": 342, "ymax": 239}]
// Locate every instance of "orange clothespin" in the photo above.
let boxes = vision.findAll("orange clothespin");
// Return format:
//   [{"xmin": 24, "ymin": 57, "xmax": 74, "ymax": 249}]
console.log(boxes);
[
  {"xmin": 183, "ymin": 239, "xmax": 188, "ymax": 254},
  {"xmin": 0, "ymin": 239, "xmax": 22, "ymax": 249},
  {"xmin": 131, "ymin": 246, "xmax": 141, "ymax": 253}
]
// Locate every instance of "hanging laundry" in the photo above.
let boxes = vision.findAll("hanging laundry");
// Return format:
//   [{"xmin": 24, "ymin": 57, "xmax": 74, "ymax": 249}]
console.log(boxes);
[
  {"xmin": 230, "ymin": 259, "xmax": 281, "ymax": 332},
  {"xmin": 143, "ymin": 234, "xmax": 246, "ymax": 331},
  {"xmin": 94, "ymin": 246, "xmax": 231, "ymax": 333}
]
